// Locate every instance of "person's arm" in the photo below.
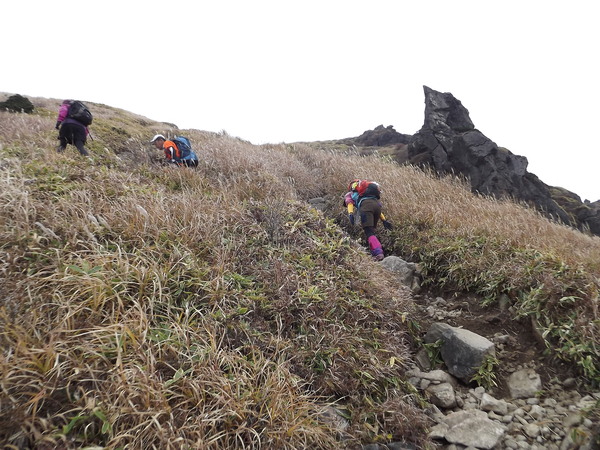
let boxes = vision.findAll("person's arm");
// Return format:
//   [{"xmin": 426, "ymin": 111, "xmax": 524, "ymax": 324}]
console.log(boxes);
[
  {"xmin": 163, "ymin": 140, "xmax": 181, "ymax": 162},
  {"xmin": 56, "ymin": 103, "xmax": 69, "ymax": 129},
  {"xmin": 380, "ymin": 212, "xmax": 393, "ymax": 230},
  {"xmin": 344, "ymin": 192, "xmax": 355, "ymax": 224},
  {"xmin": 165, "ymin": 144, "xmax": 176, "ymax": 160}
]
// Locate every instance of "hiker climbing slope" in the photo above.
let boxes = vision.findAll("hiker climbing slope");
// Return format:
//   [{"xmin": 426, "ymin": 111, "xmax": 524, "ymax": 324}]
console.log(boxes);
[
  {"xmin": 150, "ymin": 134, "xmax": 199, "ymax": 167},
  {"xmin": 344, "ymin": 179, "xmax": 393, "ymax": 261},
  {"xmin": 56, "ymin": 100, "xmax": 93, "ymax": 157}
]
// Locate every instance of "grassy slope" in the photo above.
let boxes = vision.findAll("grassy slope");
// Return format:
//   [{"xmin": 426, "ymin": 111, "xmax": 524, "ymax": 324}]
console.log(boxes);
[{"xmin": 1, "ymin": 97, "xmax": 599, "ymax": 448}]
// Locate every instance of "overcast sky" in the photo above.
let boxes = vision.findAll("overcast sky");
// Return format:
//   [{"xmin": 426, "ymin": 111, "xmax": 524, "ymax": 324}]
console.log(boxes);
[{"xmin": 3, "ymin": 1, "xmax": 598, "ymax": 201}]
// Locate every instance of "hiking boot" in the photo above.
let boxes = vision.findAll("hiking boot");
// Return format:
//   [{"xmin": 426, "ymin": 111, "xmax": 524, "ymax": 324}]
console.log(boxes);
[{"xmin": 374, "ymin": 253, "xmax": 384, "ymax": 261}]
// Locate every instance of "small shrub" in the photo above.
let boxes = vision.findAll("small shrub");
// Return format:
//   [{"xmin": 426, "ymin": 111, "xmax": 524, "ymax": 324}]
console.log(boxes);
[
  {"xmin": 470, "ymin": 353, "xmax": 500, "ymax": 389},
  {"xmin": 0, "ymin": 94, "xmax": 34, "ymax": 113}
]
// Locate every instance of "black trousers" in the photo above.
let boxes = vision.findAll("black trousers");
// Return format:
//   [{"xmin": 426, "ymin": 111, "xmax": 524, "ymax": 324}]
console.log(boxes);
[{"xmin": 59, "ymin": 122, "xmax": 88, "ymax": 156}]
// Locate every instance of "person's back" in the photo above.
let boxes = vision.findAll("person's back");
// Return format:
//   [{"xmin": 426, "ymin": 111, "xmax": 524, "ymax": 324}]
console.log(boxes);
[
  {"xmin": 56, "ymin": 100, "xmax": 90, "ymax": 157},
  {"xmin": 344, "ymin": 179, "xmax": 392, "ymax": 261},
  {"xmin": 151, "ymin": 134, "xmax": 198, "ymax": 167},
  {"xmin": 171, "ymin": 136, "xmax": 198, "ymax": 167},
  {"xmin": 56, "ymin": 100, "xmax": 72, "ymax": 127}
]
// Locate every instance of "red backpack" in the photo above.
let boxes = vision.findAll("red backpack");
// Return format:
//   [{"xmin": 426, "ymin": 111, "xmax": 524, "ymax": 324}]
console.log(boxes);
[{"xmin": 355, "ymin": 180, "xmax": 381, "ymax": 199}]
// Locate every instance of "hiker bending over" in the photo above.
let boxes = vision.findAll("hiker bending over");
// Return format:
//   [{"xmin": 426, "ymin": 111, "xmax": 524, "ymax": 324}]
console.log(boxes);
[
  {"xmin": 151, "ymin": 134, "xmax": 199, "ymax": 167},
  {"xmin": 344, "ymin": 179, "xmax": 393, "ymax": 261},
  {"xmin": 56, "ymin": 100, "xmax": 92, "ymax": 157}
]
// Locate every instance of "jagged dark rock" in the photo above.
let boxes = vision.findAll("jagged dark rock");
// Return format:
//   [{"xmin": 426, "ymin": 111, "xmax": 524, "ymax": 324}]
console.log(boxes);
[
  {"xmin": 407, "ymin": 86, "xmax": 600, "ymax": 235},
  {"xmin": 550, "ymin": 188, "xmax": 600, "ymax": 235},
  {"xmin": 329, "ymin": 86, "xmax": 599, "ymax": 235},
  {"xmin": 351, "ymin": 124, "xmax": 411, "ymax": 147}
]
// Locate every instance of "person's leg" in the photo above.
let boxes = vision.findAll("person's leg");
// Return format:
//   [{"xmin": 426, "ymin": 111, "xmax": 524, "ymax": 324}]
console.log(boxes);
[
  {"xmin": 70, "ymin": 124, "xmax": 89, "ymax": 156},
  {"xmin": 360, "ymin": 199, "xmax": 384, "ymax": 260},
  {"xmin": 372, "ymin": 201, "xmax": 382, "ymax": 228},
  {"xmin": 74, "ymin": 139, "xmax": 89, "ymax": 156},
  {"xmin": 57, "ymin": 127, "xmax": 68, "ymax": 152},
  {"xmin": 364, "ymin": 226, "xmax": 384, "ymax": 260}
]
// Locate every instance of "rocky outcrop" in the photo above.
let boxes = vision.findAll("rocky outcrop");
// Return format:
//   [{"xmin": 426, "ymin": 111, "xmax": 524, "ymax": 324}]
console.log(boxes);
[
  {"xmin": 407, "ymin": 86, "xmax": 580, "ymax": 227},
  {"xmin": 550, "ymin": 187, "xmax": 600, "ymax": 235},
  {"xmin": 340, "ymin": 124, "xmax": 411, "ymax": 148},
  {"xmin": 352, "ymin": 124, "xmax": 411, "ymax": 147},
  {"xmin": 583, "ymin": 200, "xmax": 600, "ymax": 235},
  {"xmin": 347, "ymin": 86, "xmax": 600, "ymax": 235},
  {"xmin": 0, "ymin": 93, "xmax": 34, "ymax": 113}
]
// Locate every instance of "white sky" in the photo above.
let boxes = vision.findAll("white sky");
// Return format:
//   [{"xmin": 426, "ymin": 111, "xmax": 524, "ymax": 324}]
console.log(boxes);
[{"xmin": 3, "ymin": 1, "xmax": 599, "ymax": 201}]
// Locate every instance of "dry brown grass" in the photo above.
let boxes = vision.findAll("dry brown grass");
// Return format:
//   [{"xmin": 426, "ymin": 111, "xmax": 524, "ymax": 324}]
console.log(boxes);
[
  {"xmin": 1, "ymin": 95, "xmax": 599, "ymax": 448},
  {"xmin": 0, "ymin": 103, "xmax": 430, "ymax": 448}
]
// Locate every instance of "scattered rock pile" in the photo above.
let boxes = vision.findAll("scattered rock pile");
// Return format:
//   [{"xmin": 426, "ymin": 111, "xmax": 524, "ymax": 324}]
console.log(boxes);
[
  {"xmin": 379, "ymin": 256, "xmax": 599, "ymax": 449},
  {"xmin": 408, "ymin": 364, "xmax": 598, "ymax": 449}
]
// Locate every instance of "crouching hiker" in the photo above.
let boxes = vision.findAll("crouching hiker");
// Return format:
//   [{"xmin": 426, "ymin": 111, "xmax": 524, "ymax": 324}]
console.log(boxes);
[
  {"xmin": 344, "ymin": 179, "xmax": 393, "ymax": 261},
  {"xmin": 150, "ymin": 134, "xmax": 199, "ymax": 167},
  {"xmin": 56, "ymin": 100, "xmax": 93, "ymax": 157}
]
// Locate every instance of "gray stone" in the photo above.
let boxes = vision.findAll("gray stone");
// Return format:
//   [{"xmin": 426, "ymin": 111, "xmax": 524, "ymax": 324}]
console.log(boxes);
[
  {"xmin": 381, "ymin": 256, "xmax": 418, "ymax": 289},
  {"xmin": 415, "ymin": 348, "xmax": 432, "ymax": 371},
  {"xmin": 307, "ymin": 197, "xmax": 327, "ymax": 211},
  {"xmin": 424, "ymin": 323, "xmax": 495, "ymax": 383},
  {"xmin": 442, "ymin": 410, "xmax": 506, "ymax": 449},
  {"xmin": 316, "ymin": 405, "xmax": 349, "ymax": 437},
  {"xmin": 428, "ymin": 423, "xmax": 448, "ymax": 440},
  {"xmin": 524, "ymin": 423, "xmax": 541, "ymax": 438},
  {"xmin": 480, "ymin": 393, "xmax": 509, "ymax": 415},
  {"xmin": 426, "ymin": 382, "xmax": 457, "ymax": 409},
  {"xmin": 508, "ymin": 368, "xmax": 542, "ymax": 399}
]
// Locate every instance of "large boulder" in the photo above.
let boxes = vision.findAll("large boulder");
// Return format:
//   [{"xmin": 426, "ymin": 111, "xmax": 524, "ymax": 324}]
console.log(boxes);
[{"xmin": 424, "ymin": 322, "xmax": 495, "ymax": 384}]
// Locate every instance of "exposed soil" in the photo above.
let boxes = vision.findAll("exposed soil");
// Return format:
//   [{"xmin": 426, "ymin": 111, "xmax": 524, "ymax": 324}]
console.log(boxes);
[{"xmin": 411, "ymin": 289, "xmax": 580, "ymax": 399}]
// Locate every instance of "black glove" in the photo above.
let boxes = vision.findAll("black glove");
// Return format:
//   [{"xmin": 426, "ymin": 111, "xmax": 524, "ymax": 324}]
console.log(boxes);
[
  {"xmin": 55, "ymin": 121, "xmax": 61, "ymax": 130},
  {"xmin": 349, "ymin": 213, "xmax": 355, "ymax": 225},
  {"xmin": 383, "ymin": 220, "xmax": 393, "ymax": 230}
]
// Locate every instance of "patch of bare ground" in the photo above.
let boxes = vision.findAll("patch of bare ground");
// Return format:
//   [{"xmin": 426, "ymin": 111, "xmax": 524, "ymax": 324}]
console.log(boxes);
[{"xmin": 411, "ymin": 289, "xmax": 580, "ymax": 399}]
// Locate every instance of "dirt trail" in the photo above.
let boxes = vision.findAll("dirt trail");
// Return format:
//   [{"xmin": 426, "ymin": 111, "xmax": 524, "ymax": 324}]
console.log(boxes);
[{"xmin": 411, "ymin": 290, "xmax": 578, "ymax": 398}]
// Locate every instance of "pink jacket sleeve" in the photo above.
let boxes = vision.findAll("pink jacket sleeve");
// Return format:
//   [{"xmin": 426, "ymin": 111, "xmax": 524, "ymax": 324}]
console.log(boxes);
[
  {"xmin": 57, "ymin": 103, "xmax": 70, "ymax": 122},
  {"xmin": 344, "ymin": 191, "xmax": 354, "ymax": 206}
]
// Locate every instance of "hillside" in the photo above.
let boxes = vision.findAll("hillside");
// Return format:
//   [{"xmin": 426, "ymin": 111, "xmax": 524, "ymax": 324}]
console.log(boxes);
[
  {"xmin": 310, "ymin": 87, "xmax": 600, "ymax": 237},
  {"xmin": 1, "ymin": 95, "xmax": 599, "ymax": 449}
]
